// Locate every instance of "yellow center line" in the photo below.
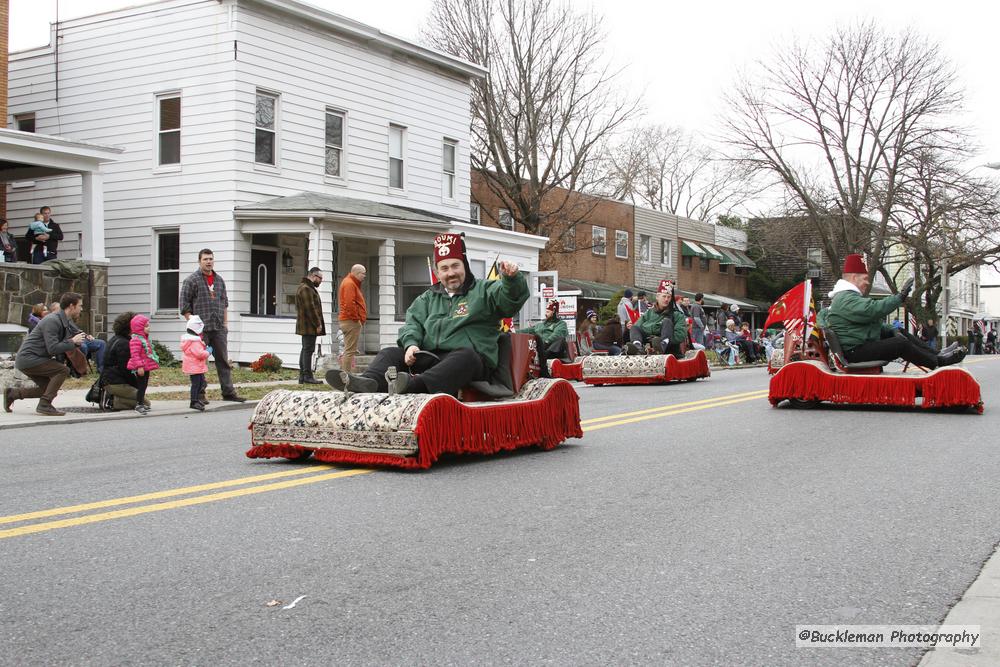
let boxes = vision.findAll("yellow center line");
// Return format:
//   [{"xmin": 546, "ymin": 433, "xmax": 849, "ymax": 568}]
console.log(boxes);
[
  {"xmin": 0, "ymin": 468, "xmax": 373, "ymax": 540},
  {"xmin": 581, "ymin": 390, "xmax": 769, "ymax": 425},
  {"xmin": 584, "ymin": 394, "xmax": 769, "ymax": 431},
  {"xmin": 0, "ymin": 465, "xmax": 340, "ymax": 525}
]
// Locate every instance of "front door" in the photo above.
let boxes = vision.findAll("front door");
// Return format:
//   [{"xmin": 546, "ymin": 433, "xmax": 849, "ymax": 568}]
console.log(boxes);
[{"xmin": 250, "ymin": 249, "xmax": 277, "ymax": 315}]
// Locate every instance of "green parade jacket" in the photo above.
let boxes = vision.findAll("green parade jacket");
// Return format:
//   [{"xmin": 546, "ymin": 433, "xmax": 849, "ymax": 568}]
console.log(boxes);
[
  {"xmin": 521, "ymin": 317, "xmax": 569, "ymax": 347},
  {"xmin": 635, "ymin": 306, "xmax": 689, "ymax": 342},
  {"xmin": 397, "ymin": 272, "xmax": 529, "ymax": 369},
  {"xmin": 825, "ymin": 289, "xmax": 902, "ymax": 350}
]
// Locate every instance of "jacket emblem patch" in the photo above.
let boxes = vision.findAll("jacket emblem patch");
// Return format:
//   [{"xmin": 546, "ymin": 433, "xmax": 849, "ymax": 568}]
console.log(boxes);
[{"xmin": 453, "ymin": 302, "xmax": 469, "ymax": 318}]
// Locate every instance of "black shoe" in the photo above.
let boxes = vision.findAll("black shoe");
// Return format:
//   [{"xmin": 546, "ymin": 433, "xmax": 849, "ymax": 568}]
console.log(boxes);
[
  {"xmin": 940, "ymin": 342, "xmax": 959, "ymax": 355},
  {"xmin": 385, "ymin": 368, "xmax": 410, "ymax": 396},
  {"xmin": 937, "ymin": 347, "xmax": 968, "ymax": 367},
  {"xmin": 190, "ymin": 401, "xmax": 205, "ymax": 411},
  {"xmin": 221, "ymin": 394, "xmax": 247, "ymax": 403},
  {"xmin": 302, "ymin": 375, "xmax": 322, "ymax": 385},
  {"xmin": 325, "ymin": 370, "xmax": 378, "ymax": 393},
  {"xmin": 3, "ymin": 388, "xmax": 15, "ymax": 413}
]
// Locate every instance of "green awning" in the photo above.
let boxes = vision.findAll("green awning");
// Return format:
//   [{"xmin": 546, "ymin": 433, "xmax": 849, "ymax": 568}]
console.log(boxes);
[
  {"xmin": 557, "ymin": 278, "xmax": 646, "ymax": 302},
  {"xmin": 733, "ymin": 250, "xmax": 757, "ymax": 268},
  {"xmin": 701, "ymin": 244, "xmax": 725, "ymax": 261},
  {"xmin": 681, "ymin": 240, "xmax": 708, "ymax": 258},
  {"xmin": 716, "ymin": 247, "xmax": 740, "ymax": 265}
]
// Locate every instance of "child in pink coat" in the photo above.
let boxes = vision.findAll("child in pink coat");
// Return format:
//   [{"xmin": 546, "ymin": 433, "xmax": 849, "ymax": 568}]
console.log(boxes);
[
  {"xmin": 126, "ymin": 314, "xmax": 160, "ymax": 415},
  {"xmin": 181, "ymin": 315, "xmax": 212, "ymax": 411}
]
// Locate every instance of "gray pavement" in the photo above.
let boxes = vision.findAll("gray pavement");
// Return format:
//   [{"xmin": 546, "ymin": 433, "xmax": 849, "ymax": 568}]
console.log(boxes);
[{"xmin": 1, "ymin": 357, "xmax": 998, "ymax": 665}]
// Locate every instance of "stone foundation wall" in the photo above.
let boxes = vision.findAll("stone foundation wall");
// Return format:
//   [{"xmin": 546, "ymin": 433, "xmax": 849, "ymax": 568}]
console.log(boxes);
[{"xmin": 0, "ymin": 261, "xmax": 110, "ymax": 338}]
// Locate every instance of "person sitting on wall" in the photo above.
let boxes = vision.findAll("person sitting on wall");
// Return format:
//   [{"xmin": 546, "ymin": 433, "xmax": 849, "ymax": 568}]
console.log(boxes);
[
  {"xmin": 521, "ymin": 299, "xmax": 570, "ymax": 376},
  {"xmin": 327, "ymin": 233, "xmax": 529, "ymax": 396},
  {"xmin": 625, "ymin": 280, "xmax": 689, "ymax": 356},
  {"xmin": 825, "ymin": 254, "xmax": 966, "ymax": 369}
]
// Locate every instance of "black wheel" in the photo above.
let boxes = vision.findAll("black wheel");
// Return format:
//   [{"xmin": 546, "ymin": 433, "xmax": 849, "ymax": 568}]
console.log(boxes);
[
  {"xmin": 284, "ymin": 450, "xmax": 313, "ymax": 461},
  {"xmin": 786, "ymin": 398, "xmax": 821, "ymax": 409}
]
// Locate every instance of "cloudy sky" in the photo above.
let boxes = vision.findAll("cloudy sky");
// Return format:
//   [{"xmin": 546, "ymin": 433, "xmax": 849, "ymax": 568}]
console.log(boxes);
[{"xmin": 10, "ymin": 0, "xmax": 1000, "ymax": 283}]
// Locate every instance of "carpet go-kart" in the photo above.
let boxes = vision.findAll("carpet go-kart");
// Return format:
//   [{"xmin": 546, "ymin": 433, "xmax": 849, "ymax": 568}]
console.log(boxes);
[
  {"xmin": 551, "ymin": 348, "xmax": 710, "ymax": 386},
  {"xmin": 246, "ymin": 333, "xmax": 583, "ymax": 469},
  {"xmin": 768, "ymin": 327, "xmax": 983, "ymax": 413}
]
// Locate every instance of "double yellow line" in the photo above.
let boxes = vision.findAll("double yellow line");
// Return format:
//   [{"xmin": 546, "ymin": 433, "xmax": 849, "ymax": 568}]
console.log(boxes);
[{"xmin": 1, "ymin": 389, "xmax": 770, "ymax": 540}]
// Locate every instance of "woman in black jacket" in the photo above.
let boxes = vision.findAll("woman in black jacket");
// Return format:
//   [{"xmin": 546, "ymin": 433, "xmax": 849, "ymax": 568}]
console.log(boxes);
[
  {"xmin": 593, "ymin": 314, "xmax": 624, "ymax": 355},
  {"xmin": 100, "ymin": 311, "xmax": 149, "ymax": 410}
]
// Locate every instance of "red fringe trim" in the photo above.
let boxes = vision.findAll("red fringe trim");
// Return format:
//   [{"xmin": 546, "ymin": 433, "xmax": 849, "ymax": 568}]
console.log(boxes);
[
  {"xmin": 551, "ymin": 359, "xmax": 583, "ymax": 381},
  {"xmin": 246, "ymin": 379, "xmax": 583, "ymax": 469},
  {"xmin": 769, "ymin": 361, "xmax": 983, "ymax": 411}
]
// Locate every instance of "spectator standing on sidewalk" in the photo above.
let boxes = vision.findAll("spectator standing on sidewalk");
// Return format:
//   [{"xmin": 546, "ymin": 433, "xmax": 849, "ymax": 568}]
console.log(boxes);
[
  {"xmin": 295, "ymin": 266, "xmax": 325, "ymax": 384},
  {"xmin": 5, "ymin": 292, "xmax": 86, "ymax": 416},
  {"xmin": 179, "ymin": 248, "xmax": 246, "ymax": 403},
  {"xmin": 0, "ymin": 219, "xmax": 18, "ymax": 262},
  {"xmin": 181, "ymin": 315, "xmax": 211, "ymax": 412},
  {"xmin": 690, "ymin": 293, "xmax": 707, "ymax": 347},
  {"xmin": 338, "ymin": 264, "xmax": 367, "ymax": 372}
]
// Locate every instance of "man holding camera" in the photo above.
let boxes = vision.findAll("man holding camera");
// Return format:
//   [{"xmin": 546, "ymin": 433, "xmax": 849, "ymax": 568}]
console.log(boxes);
[{"xmin": 5, "ymin": 292, "xmax": 87, "ymax": 416}]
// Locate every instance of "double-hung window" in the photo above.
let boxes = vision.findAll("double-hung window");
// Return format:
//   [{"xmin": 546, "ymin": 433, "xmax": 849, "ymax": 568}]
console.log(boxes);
[
  {"xmin": 661, "ymin": 239, "xmax": 673, "ymax": 267},
  {"xmin": 498, "ymin": 208, "xmax": 514, "ymax": 231},
  {"xmin": 155, "ymin": 230, "xmax": 180, "ymax": 311},
  {"xmin": 592, "ymin": 226, "xmax": 607, "ymax": 256},
  {"xmin": 640, "ymin": 234, "xmax": 651, "ymax": 263},
  {"xmin": 470, "ymin": 203, "xmax": 481, "ymax": 224},
  {"xmin": 615, "ymin": 230, "xmax": 629, "ymax": 259},
  {"xmin": 255, "ymin": 91, "xmax": 278, "ymax": 165},
  {"xmin": 389, "ymin": 124, "xmax": 405, "ymax": 189},
  {"xmin": 325, "ymin": 109, "xmax": 345, "ymax": 178},
  {"xmin": 157, "ymin": 94, "xmax": 181, "ymax": 166},
  {"xmin": 442, "ymin": 139, "xmax": 457, "ymax": 199}
]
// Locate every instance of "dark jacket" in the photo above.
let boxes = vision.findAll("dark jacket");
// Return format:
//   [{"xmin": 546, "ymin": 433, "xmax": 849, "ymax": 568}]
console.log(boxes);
[
  {"xmin": 295, "ymin": 278, "xmax": 326, "ymax": 336},
  {"xmin": 180, "ymin": 269, "xmax": 229, "ymax": 332},
  {"xmin": 397, "ymin": 272, "xmax": 529, "ymax": 370},
  {"xmin": 594, "ymin": 320, "xmax": 623, "ymax": 346},
  {"xmin": 26, "ymin": 219, "xmax": 63, "ymax": 259},
  {"xmin": 15, "ymin": 310, "xmax": 78, "ymax": 371},
  {"xmin": 100, "ymin": 335, "xmax": 138, "ymax": 387}
]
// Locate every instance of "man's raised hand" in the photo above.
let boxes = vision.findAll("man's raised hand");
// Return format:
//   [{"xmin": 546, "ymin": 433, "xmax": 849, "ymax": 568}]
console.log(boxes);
[
  {"xmin": 498, "ymin": 260, "xmax": 519, "ymax": 277},
  {"xmin": 898, "ymin": 277, "xmax": 914, "ymax": 301}
]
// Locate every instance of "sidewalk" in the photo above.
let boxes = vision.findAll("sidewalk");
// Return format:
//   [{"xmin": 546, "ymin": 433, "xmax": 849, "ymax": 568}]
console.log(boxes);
[{"xmin": 0, "ymin": 380, "xmax": 301, "ymax": 430}]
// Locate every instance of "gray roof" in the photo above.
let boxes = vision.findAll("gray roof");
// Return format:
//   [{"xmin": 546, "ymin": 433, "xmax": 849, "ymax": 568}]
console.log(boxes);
[{"xmin": 235, "ymin": 192, "xmax": 453, "ymax": 225}]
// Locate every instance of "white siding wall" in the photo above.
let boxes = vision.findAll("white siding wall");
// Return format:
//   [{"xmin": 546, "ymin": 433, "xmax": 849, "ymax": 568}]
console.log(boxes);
[
  {"xmin": 232, "ymin": 2, "xmax": 473, "ymax": 221},
  {"xmin": 6, "ymin": 0, "xmax": 238, "ymax": 351}
]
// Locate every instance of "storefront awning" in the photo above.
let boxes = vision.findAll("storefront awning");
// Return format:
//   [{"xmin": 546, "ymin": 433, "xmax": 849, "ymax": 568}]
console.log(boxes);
[
  {"xmin": 715, "ymin": 247, "xmax": 740, "ymax": 265},
  {"xmin": 681, "ymin": 240, "xmax": 708, "ymax": 258},
  {"xmin": 732, "ymin": 250, "xmax": 757, "ymax": 268},
  {"xmin": 701, "ymin": 244, "xmax": 725, "ymax": 261},
  {"xmin": 558, "ymin": 278, "xmax": 646, "ymax": 302}
]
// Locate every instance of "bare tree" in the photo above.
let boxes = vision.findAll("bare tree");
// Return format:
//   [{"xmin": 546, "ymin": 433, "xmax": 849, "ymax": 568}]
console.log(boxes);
[
  {"xmin": 422, "ymin": 0, "xmax": 640, "ymax": 243},
  {"xmin": 723, "ymin": 21, "xmax": 967, "ymax": 289},
  {"xmin": 602, "ymin": 124, "xmax": 757, "ymax": 220},
  {"xmin": 881, "ymin": 146, "xmax": 1000, "ymax": 315}
]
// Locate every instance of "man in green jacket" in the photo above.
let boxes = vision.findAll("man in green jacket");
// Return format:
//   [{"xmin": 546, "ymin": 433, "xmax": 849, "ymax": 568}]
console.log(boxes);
[
  {"xmin": 826, "ymin": 254, "xmax": 965, "ymax": 368},
  {"xmin": 327, "ymin": 233, "xmax": 529, "ymax": 396},
  {"xmin": 626, "ymin": 280, "xmax": 689, "ymax": 356},
  {"xmin": 521, "ymin": 299, "xmax": 569, "ymax": 376}
]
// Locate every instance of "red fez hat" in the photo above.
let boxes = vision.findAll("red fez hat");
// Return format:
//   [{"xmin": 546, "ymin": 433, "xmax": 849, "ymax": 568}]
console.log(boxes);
[
  {"xmin": 843, "ymin": 253, "xmax": 867, "ymax": 274},
  {"xmin": 434, "ymin": 233, "xmax": 466, "ymax": 264},
  {"xmin": 546, "ymin": 299, "xmax": 560, "ymax": 312},
  {"xmin": 658, "ymin": 279, "xmax": 674, "ymax": 293}
]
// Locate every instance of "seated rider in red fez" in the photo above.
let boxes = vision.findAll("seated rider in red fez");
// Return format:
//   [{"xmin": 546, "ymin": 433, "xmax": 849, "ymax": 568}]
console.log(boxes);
[
  {"xmin": 625, "ymin": 279, "xmax": 689, "ymax": 356},
  {"xmin": 520, "ymin": 298, "xmax": 569, "ymax": 377},
  {"xmin": 327, "ymin": 233, "xmax": 529, "ymax": 396},
  {"xmin": 824, "ymin": 253, "xmax": 966, "ymax": 368}
]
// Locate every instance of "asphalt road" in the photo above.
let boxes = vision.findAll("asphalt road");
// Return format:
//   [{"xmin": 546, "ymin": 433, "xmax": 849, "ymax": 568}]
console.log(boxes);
[{"xmin": 2, "ymin": 358, "xmax": 999, "ymax": 666}]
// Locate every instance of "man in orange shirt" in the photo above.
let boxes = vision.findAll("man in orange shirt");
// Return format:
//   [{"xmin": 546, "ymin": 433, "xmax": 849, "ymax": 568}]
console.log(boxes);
[{"xmin": 338, "ymin": 264, "xmax": 367, "ymax": 372}]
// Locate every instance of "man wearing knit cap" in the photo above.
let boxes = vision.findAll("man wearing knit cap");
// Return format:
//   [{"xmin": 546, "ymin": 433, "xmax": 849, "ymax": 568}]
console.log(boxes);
[
  {"xmin": 327, "ymin": 233, "xmax": 529, "ymax": 396},
  {"xmin": 521, "ymin": 298, "xmax": 569, "ymax": 376},
  {"xmin": 824, "ymin": 254, "xmax": 965, "ymax": 368}
]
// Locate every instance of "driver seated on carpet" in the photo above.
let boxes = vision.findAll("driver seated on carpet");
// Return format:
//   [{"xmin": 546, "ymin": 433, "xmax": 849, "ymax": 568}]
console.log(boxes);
[
  {"xmin": 520, "ymin": 299, "xmax": 570, "ymax": 377},
  {"xmin": 823, "ymin": 254, "xmax": 966, "ymax": 369},
  {"xmin": 625, "ymin": 280, "xmax": 689, "ymax": 356},
  {"xmin": 328, "ymin": 233, "xmax": 529, "ymax": 396}
]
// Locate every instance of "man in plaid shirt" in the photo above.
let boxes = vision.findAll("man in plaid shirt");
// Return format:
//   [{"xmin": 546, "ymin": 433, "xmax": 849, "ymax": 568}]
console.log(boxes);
[{"xmin": 180, "ymin": 248, "xmax": 246, "ymax": 402}]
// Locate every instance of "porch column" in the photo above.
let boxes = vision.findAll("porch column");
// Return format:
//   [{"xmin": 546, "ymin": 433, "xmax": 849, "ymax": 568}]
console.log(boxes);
[
  {"xmin": 308, "ymin": 222, "xmax": 336, "ymax": 341},
  {"xmin": 80, "ymin": 170, "xmax": 108, "ymax": 261},
  {"xmin": 378, "ymin": 239, "xmax": 397, "ymax": 349}
]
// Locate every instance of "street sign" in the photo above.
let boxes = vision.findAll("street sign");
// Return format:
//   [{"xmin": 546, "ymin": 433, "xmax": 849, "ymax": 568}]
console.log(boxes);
[{"xmin": 542, "ymin": 287, "xmax": 554, "ymax": 298}]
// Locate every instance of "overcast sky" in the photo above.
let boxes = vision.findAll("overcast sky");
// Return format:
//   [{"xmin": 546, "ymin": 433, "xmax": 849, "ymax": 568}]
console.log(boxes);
[{"xmin": 10, "ymin": 0, "xmax": 1000, "ymax": 284}]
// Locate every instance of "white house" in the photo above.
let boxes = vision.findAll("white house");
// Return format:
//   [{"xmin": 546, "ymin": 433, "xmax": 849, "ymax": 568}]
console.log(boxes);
[{"xmin": 6, "ymin": 0, "xmax": 546, "ymax": 365}]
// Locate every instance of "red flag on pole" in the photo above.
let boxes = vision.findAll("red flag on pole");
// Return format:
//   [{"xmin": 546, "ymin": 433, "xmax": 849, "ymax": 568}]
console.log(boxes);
[{"xmin": 764, "ymin": 280, "xmax": 811, "ymax": 331}]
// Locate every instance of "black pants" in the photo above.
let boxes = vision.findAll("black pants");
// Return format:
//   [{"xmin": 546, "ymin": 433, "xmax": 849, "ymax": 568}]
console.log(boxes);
[
  {"xmin": 201, "ymin": 329, "xmax": 235, "ymax": 398},
  {"xmin": 532, "ymin": 336, "xmax": 568, "ymax": 378},
  {"xmin": 629, "ymin": 325, "xmax": 682, "ymax": 356},
  {"xmin": 135, "ymin": 372, "xmax": 150, "ymax": 406},
  {"xmin": 845, "ymin": 330, "xmax": 938, "ymax": 368},
  {"xmin": 190, "ymin": 373, "xmax": 206, "ymax": 404},
  {"xmin": 362, "ymin": 347, "xmax": 488, "ymax": 396},
  {"xmin": 299, "ymin": 334, "xmax": 316, "ymax": 376}
]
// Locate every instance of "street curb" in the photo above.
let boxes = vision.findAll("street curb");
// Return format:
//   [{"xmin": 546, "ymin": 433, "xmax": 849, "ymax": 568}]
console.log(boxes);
[{"xmin": 0, "ymin": 400, "xmax": 259, "ymax": 431}]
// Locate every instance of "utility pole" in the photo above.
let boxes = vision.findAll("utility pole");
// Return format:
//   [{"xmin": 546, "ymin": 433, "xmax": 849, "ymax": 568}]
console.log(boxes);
[{"xmin": 941, "ymin": 259, "xmax": 949, "ymax": 349}]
